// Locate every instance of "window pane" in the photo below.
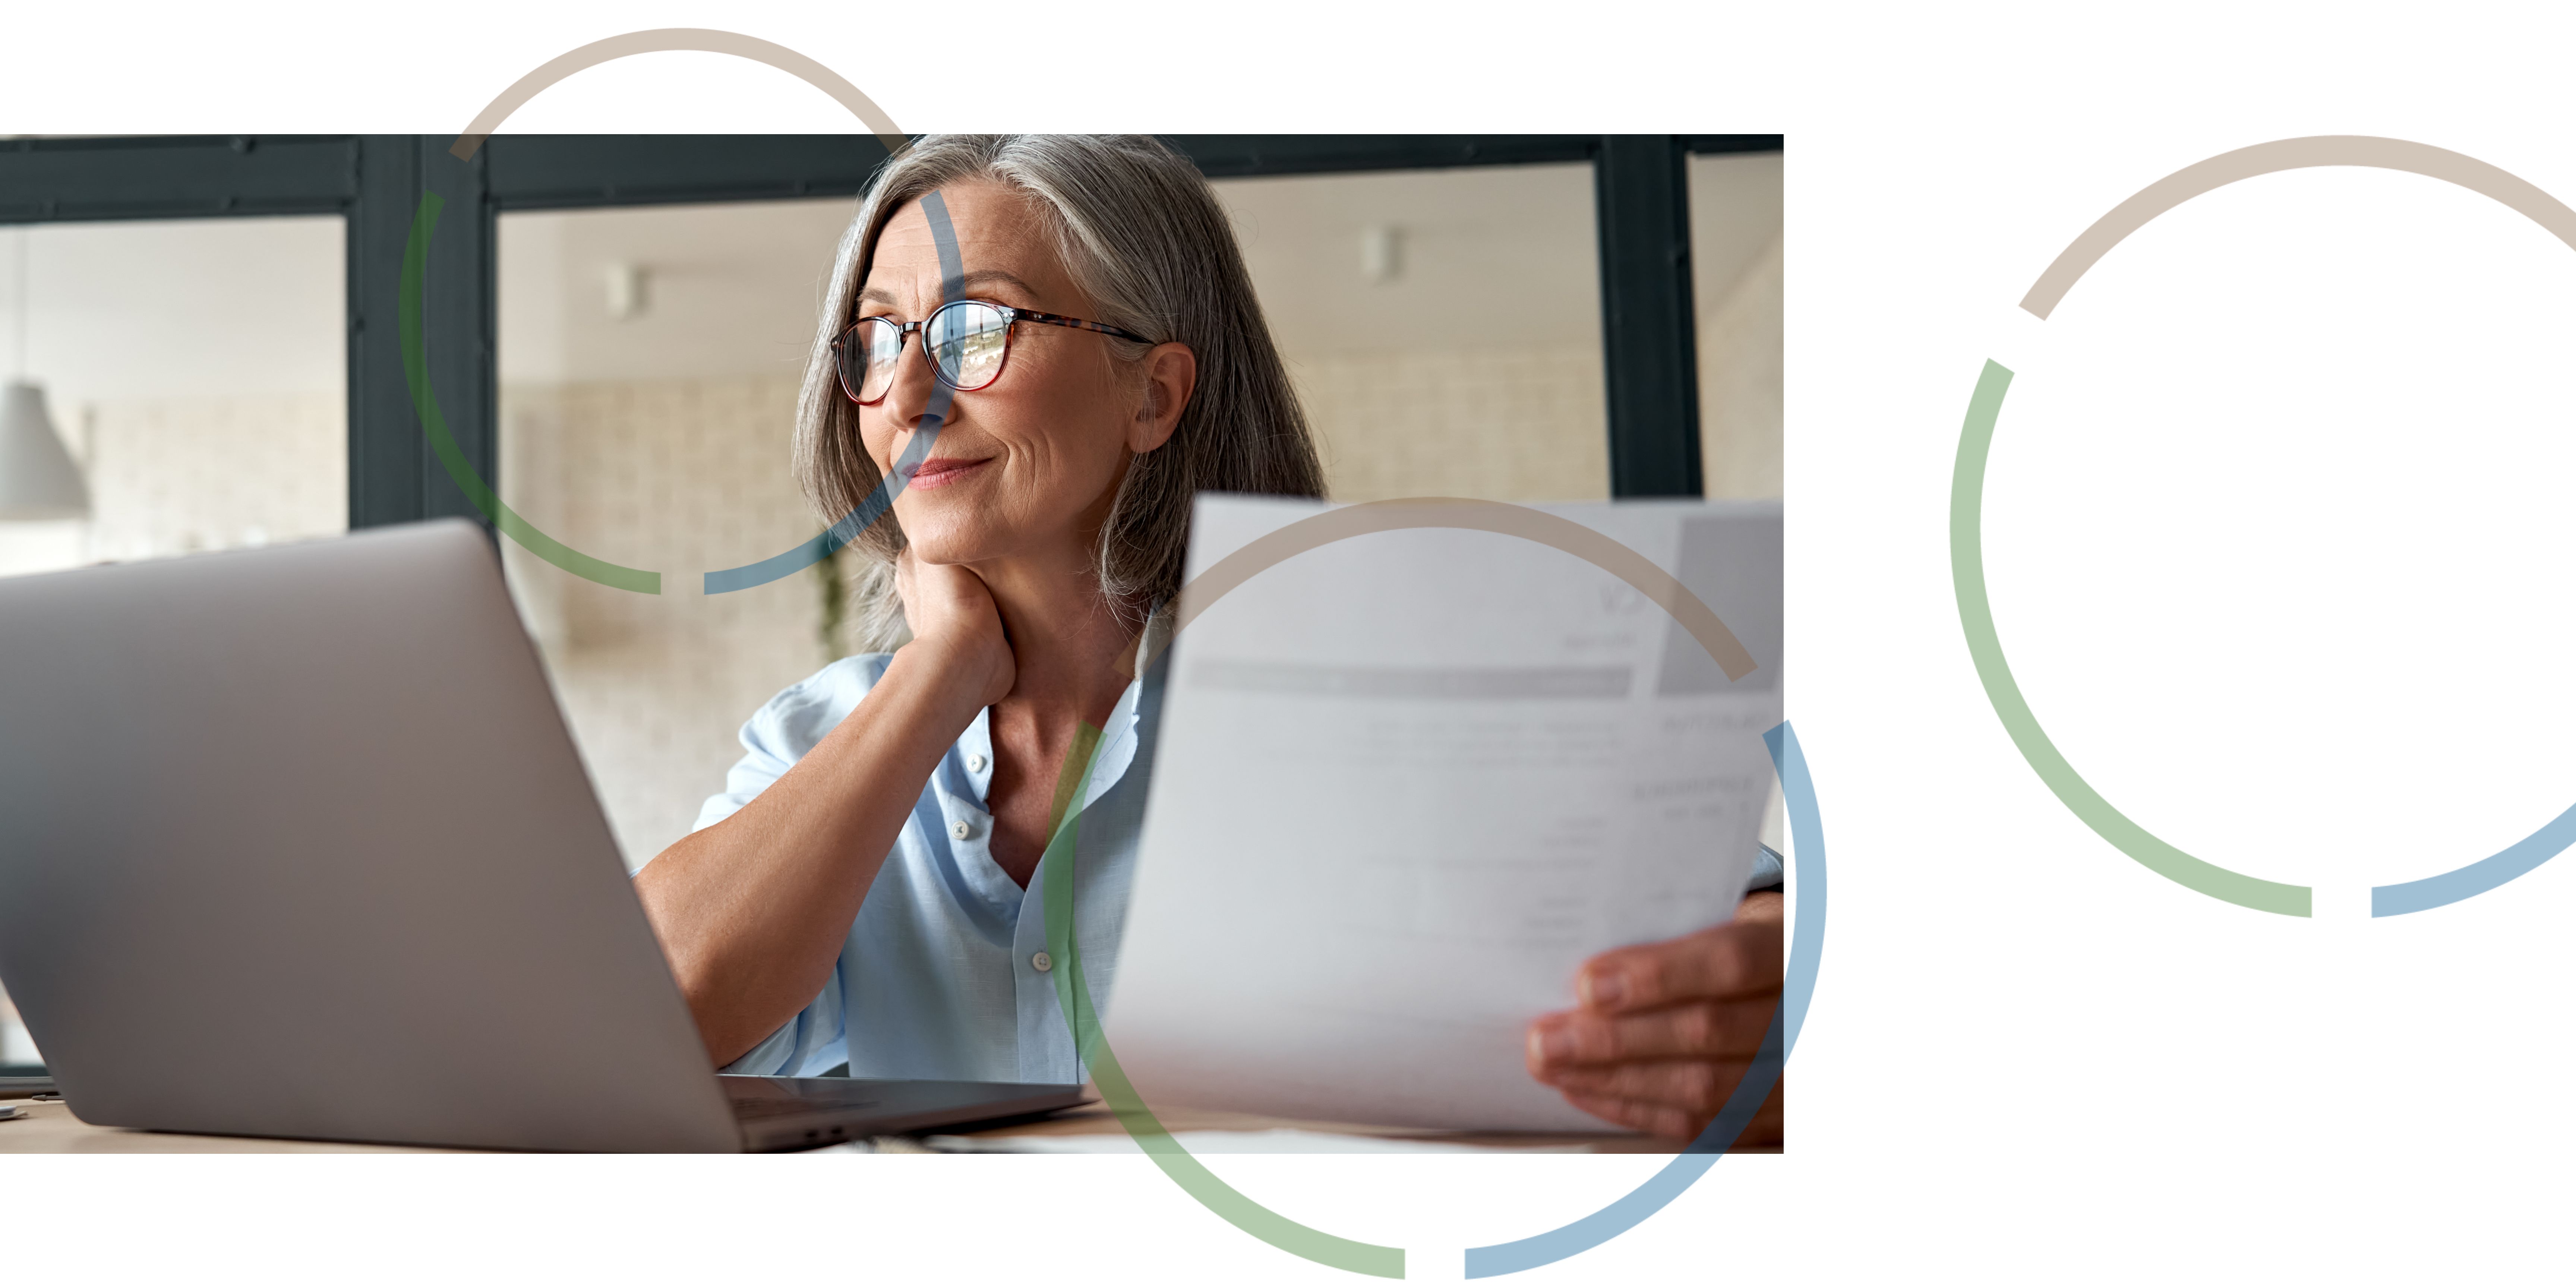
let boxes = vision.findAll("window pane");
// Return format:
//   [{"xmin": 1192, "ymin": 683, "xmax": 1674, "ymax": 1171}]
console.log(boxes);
[
  {"xmin": 0, "ymin": 217, "xmax": 346, "ymax": 574},
  {"xmin": 498, "ymin": 199, "xmax": 854, "ymax": 873},
  {"xmin": 1211, "ymin": 163, "xmax": 1609, "ymax": 503},
  {"xmin": 1688, "ymin": 151, "xmax": 1785, "ymax": 499},
  {"xmin": 0, "ymin": 214, "xmax": 347, "ymax": 1074}
]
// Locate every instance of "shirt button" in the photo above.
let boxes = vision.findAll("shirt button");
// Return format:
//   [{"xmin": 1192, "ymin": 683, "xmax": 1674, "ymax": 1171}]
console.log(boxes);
[
  {"xmin": 1030, "ymin": 951, "xmax": 1053, "ymax": 973},
  {"xmin": 951, "ymin": 821, "xmax": 972, "ymax": 840},
  {"xmin": 967, "ymin": 754, "xmax": 987, "ymax": 773}
]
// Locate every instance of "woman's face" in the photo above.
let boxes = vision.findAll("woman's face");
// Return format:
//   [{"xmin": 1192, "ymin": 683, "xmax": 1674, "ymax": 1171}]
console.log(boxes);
[{"xmin": 855, "ymin": 181, "xmax": 1184, "ymax": 573}]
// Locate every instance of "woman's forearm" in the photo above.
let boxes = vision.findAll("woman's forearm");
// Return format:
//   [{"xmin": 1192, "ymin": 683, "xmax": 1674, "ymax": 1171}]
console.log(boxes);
[{"xmin": 635, "ymin": 643, "xmax": 986, "ymax": 1067}]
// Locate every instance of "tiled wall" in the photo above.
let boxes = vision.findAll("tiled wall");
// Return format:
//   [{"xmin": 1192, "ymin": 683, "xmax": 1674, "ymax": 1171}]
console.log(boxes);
[
  {"xmin": 87, "ymin": 392, "xmax": 346, "ymax": 558},
  {"xmin": 1294, "ymin": 345, "xmax": 1610, "ymax": 503},
  {"xmin": 1700, "ymin": 232, "xmax": 1786, "ymax": 500},
  {"xmin": 0, "ymin": 389, "xmax": 344, "ymax": 577},
  {"xmin": 499, "ymin": 376, "xmax": 841, "ymax": 872}
]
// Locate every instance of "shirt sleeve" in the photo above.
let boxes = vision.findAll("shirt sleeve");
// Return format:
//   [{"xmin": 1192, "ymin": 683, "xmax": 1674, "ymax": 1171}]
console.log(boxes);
[
  {"xmin": 1744, "ymin": 779, "xmax": 1788, "ymax": 893},
  {"xmin": 668, "ymin": 655, "xmax": 890, "ymax": 1076},
  {"xmin": 683, "ymin": 654, "xmax": 891, "ymax": 834},
  {"xmin": 717, "ymin": 968, "xmax": 848, "ymax": 1077},
  {"xmin": 1746, "ymin": 844, "xmax": 1786, "ymax": 893}
]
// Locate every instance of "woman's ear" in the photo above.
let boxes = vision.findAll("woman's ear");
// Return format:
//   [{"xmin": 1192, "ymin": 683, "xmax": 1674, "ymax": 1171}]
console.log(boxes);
[{"xmin": 1128, "ymin": 341, "xmax": 1197, "ymax": 454}]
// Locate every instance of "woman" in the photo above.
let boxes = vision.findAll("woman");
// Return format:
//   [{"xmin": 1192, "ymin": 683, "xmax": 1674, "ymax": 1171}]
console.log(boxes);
[{"xmin": 635, "ymin": 135, "xmax": 1782, "ymax": 1143}]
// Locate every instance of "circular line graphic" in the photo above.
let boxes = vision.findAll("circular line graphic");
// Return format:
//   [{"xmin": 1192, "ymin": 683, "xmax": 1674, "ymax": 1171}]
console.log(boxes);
[
  {"xmin": 404, "ymin": 28, "xmax": 925, "ymax": 595},
  {"xmin": 1952, "ymin": 362, "xmax": 2308, "ymax": 916},
  {"xmin": 1037, "ymin": 499, "xmax": 1824, "ymax": 1277},
  {"xmin": 1958, "ymin": 135, "xmax": 2576, "ymax": 916},
  {"xmin": 2019, "ymin": 135, "xmax": 2576, "ymax": 321},
  {"xmin": 445, "ymin": 28, "xmax": 909, "ymax": 162}
]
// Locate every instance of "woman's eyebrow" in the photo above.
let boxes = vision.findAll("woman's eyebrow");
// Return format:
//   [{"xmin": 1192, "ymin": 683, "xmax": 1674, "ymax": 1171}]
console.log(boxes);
[
  {"xmin": 853, "ymin": 269, "xmax": 1040, "ymax": 314},
  {"xmin": 952, "ymin": 269, "xmax": 1038, "ymax": 297}
]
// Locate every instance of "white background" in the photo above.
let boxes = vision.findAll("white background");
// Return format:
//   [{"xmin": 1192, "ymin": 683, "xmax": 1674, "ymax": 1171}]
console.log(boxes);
[{"xmin": 13, "ymin": 2, "xmax": 2576, "ymax": 1283}]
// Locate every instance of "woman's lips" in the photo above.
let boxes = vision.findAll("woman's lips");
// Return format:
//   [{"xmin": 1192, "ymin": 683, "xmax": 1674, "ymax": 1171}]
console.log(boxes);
[{"xmin": 904, "ymin": 457, "xmax": 992, "ymax": 491}]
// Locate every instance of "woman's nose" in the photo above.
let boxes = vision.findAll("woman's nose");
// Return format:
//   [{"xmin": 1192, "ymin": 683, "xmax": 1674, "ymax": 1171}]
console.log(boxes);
[{"xmin": 878, "ymin": 332, "xmax": 946, "ymax": 441}]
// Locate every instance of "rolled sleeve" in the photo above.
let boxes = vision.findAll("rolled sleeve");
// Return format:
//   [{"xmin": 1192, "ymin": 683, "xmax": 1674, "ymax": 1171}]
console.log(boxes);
[
  {"xmin": 1746, "ymin": 843, "xmax": 1786, "ymax": 893},
  {"xmin": 716, "ymin": 967, "xmax": 848, "ymax": 1077},
  {"xmin": 687, "ymin": 655, "xmax": 888, "ymax": 836}
]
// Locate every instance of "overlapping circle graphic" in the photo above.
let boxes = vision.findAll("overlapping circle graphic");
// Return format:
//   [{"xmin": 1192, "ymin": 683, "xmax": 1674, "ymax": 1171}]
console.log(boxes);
[
  {"xmin": 1953, "ymin": 136, "xmax": 2576, "ymax": 917},
  {"xmin": 404, "ymin": 29, "xmax": 924, "ymax": 597},
  {"xmin": 1041, "ymin": 499, "xmax": 1823, "ymax": 1278}
]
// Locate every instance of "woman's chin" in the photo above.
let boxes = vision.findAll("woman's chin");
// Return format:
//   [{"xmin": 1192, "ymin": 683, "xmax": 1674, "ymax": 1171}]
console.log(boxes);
[{"xmin": 897, "ymin": 522, "xmax": 1006, "ymax": 569}]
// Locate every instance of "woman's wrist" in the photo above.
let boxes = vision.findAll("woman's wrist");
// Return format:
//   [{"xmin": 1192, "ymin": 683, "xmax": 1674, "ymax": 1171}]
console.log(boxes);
[{"xmin": 882, "ymin": 633, "xmax": 1001, "ymax": 727}]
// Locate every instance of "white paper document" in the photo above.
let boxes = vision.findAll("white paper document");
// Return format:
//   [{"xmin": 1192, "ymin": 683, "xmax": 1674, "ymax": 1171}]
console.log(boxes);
[{"xmin": 1105, "ymin": 496, "xmax": 1784, "ymax": 1132}]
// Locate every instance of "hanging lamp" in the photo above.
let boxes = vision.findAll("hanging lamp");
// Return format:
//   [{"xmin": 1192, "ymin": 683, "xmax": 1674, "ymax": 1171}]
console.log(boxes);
[{"xmin": 0, "ymin": 229, "xmax": 89, "ymax": 521}]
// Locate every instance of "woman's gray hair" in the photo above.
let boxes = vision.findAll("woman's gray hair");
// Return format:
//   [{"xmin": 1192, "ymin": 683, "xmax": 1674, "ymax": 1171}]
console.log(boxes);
[{"xmin": 793, "ymin": 134, "xmax": 1327, "ymax": 651}]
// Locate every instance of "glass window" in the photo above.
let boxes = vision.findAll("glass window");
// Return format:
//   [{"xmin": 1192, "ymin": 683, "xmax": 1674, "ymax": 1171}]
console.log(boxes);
[
  {"xmin": 0, "ymin": 217, "xmax": 346, "ymax": 574},
  {"xmin": 1210, "ymin": 163, "xmax": 1610, "ymax": 503},
  {"xmin": 0, "ymin": 214, "xmax": 346, "ymax": 1074},
  {"xmin": 1688, "ymin": 151, "xmax": 1785, "ymax": 499},
  {"xmin": 498, "ymin": 199, "xmax": 856, "ymax": 874}
]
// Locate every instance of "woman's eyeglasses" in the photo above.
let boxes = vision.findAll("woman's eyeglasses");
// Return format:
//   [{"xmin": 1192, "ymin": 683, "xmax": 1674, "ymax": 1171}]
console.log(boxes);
[{"xmin": 831, "ymin": 299, "xmax": 1152, "ymax": 405}]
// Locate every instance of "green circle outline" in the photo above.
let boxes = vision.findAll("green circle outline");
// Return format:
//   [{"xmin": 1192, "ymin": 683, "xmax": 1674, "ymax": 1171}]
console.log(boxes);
[
  {"xmin": 1951, "ymin": 359, "xmax": 2311, "ymax": 916},
  {"xmin": 399, "ymin": 193, "xmax": 663, "ymax": 594}
]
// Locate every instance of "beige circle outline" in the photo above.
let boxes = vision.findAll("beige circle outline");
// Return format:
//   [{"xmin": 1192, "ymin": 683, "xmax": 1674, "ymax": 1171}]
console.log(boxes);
[
  {"xmin": 2021, "ymin": 135, "xmax": 2576, "ymax": 319},
  {"xmin": 446, "ymin": 27, "xmax": 908, "ymax": 161}
]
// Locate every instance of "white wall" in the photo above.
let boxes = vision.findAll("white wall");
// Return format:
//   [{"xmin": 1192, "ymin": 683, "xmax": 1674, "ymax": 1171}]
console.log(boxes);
[
  {"xmin": 1215, "ymin": 163, "xmax": 1612, "ymax": 503},
  {"xmin": 1693, "ymin": 152, "xmax": 1787, "ymax": 501}
]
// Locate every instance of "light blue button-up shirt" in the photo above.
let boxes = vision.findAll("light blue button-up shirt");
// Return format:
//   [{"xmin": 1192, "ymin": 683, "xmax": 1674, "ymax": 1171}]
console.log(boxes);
[
  {"xmin": 684, "ymin": 650, "xmax": 1784, "ymax": 1086},
  {"xmin": 685, "ymin": 651, "xmax": 1148, "ymax": 1085}
]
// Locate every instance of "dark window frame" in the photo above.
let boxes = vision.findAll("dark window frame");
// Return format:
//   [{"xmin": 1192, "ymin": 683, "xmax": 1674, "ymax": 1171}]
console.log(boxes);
[{"xmin": 0, "ymin": 132, "xmax": 1781, "ymax": 529}]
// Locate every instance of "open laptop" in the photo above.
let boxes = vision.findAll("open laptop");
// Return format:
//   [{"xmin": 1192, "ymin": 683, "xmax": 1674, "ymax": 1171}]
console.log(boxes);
[{"xmin": 0, "ymin": 520, "xmax": 1084, "ymax": 1151}]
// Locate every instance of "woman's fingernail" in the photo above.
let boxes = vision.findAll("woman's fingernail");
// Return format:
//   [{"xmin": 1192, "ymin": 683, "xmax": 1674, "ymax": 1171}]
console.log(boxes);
[
  {"xmin": 1581, "ymin": 971, "xmax": 1627, "ymax": 1010},
  {"xmin": 1541, "ymin": 1026, "xmax": 1576, "ymax": 1063}
]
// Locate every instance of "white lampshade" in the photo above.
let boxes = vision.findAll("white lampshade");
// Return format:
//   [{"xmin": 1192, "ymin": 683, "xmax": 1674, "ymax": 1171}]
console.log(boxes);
[{"xmin": 0, "ymin": 381, "xmax": 89, "ymax": 521}]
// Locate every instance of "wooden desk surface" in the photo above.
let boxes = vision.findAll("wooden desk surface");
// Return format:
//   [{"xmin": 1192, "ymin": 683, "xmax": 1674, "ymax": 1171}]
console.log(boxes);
[{"xmin": 0, "ymin": 1087, "xmax": 1765, "ymax": 1155}]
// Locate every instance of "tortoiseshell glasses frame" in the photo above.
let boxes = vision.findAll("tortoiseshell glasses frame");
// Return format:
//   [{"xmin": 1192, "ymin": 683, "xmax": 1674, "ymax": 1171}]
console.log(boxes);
[{"xmin": 830, "ymin": 299, "xmax": 1154, "ymax": 405}]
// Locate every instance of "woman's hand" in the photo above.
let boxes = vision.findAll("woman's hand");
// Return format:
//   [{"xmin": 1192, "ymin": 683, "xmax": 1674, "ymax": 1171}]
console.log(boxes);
[
  {"xmin": 894, "ymin": 547, "xmax": 1014, "ymax": 710},
  {"xmin": 1524, "ymin": 890, "xmax": 1785, "ymax": 1143}
]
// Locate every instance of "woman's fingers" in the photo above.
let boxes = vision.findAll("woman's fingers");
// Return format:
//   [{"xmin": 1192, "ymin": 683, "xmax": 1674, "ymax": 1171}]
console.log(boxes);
[
  {"xmin": 1573, "ymin": 912, "xmax": 1783, "ymax": 1014},
  {"xmin": 1559, "ymin": 1078, "xmax": 1784, "ymax": 1145},
  {"xmin": 1560, "ymin": 1090, "xmax": 1706, "ymax": 1142},
  {"xmin": 1531, "ymin": 895, "xmax": 1792, "ymax": 1143},
  {"xmin": 1526, "ymin": 994, "xmax": 1776, "ymax": 1072},
  {"xmin": 1538, "ymin": 1057, "xmax": 1755, "ymax": 1117}
]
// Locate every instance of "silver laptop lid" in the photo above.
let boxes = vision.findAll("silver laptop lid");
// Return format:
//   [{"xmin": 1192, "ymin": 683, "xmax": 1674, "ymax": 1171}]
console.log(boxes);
[{"xmin": 0, "ymin": 521, "xmax": 742, "ymax": 1151}]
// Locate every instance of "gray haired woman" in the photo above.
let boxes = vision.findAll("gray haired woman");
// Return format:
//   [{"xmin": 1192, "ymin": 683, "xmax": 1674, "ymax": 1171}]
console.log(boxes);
[{"xmin": 636, "ymin": 135, "xmax": 1783, "ymax": 1144}]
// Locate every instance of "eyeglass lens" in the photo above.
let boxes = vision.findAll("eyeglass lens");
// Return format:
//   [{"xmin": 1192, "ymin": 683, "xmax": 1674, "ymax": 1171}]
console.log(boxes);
[{"xmin": 845, "ymin": 302, "xmax": 1014, "ymax": 403}]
